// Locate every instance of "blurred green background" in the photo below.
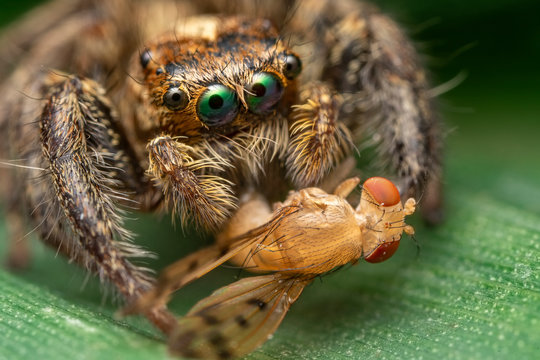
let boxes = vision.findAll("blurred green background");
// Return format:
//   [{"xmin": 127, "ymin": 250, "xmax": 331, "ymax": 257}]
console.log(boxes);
[{"xmin": 1, "ymin": 1, "xmax": 539, "ymax": 359}]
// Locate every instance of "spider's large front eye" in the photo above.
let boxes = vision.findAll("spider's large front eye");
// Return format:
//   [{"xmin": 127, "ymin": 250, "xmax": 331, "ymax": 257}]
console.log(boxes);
[
  {"xmin": 246, "ymin": 72, "xmax": 283, "ymax": 114},
  {"xmin": 197, "ymin": 84, "xmax": 239, "ymax": 126},
  {"xmin": 283, "ymin": 54, "xmax": 302, "ymax": 79},
  {"xmin": 163, "ymin": 86, "xmax": 189, "ymax": 111}
]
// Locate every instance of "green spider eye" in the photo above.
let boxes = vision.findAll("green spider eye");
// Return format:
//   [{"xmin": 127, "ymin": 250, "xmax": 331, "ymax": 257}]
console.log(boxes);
[
  {"xmin": 246, "ymin": 72, "xmax": 284, "ymax": 114},
  {"xmin": 197, "ymin": 84, "xmax": 239, "ymax": 126}
]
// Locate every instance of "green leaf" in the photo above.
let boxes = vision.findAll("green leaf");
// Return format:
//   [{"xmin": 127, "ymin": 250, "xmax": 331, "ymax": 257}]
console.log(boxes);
[{"xmin": 1, "ymin": 1, "xmax": 539, "ymax": 359}]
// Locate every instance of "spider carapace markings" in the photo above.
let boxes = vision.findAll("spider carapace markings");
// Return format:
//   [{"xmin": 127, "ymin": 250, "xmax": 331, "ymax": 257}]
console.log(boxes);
[{"xmin": 0, "ymin": 0, "xmax": 442, "ymax": 358}]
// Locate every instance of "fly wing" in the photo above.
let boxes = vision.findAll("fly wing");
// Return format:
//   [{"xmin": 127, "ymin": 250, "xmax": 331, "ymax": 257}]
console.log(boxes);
[
  {"xmin": 122, "ymin": 205, "xmax": 302, "ymax": 316},
  {"xmin": 122, "ymin": 242, "xmax": 254, "ymax": 316},
  {"xmin": 162, "ymin": 204, "xmax": 302, "ymax": 291},
  {"xmin": 169, "ymin": 274, "xmax": 310, "ymax": 359}
]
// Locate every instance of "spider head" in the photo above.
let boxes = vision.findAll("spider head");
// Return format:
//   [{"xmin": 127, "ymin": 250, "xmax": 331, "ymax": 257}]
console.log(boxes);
[{"xmin": 137, "ymin": 16, "xmax": 301, "ymax": 148}]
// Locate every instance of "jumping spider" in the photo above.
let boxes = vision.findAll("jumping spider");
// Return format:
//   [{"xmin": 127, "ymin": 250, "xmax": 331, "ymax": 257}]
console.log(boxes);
[{"xmin": 0, "ymin": 0, "xmax": 442, "ymax": 356}]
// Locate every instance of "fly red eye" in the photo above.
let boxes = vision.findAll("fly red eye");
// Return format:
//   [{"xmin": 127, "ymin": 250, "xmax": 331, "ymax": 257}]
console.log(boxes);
[
  {"xmin": 363, "ymin": 177, "xmax": 400, "ymax": 207},
  {"xmin": 364, "ymin": 241, "xmax": 400, "ymax": 263}
]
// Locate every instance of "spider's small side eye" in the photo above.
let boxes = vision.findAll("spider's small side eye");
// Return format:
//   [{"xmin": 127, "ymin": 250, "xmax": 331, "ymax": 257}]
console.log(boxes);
[
  {"xmin": 246, "ymin": 72, "xmax": 283, "ymax": 114},
  {"xmin": 283, "ymin": 54, "xmax": 302, "ymax": 79},
  {"xmin": 163, "ymin": 86, "xmax": 189, "ymax": 111},
  {"xmin": 197, "ymin": 84, "xmax": 239, "ymax": 126},
  {"xmin": 140, "ymin": 49, "xmax": 152, "ymax": 68}
]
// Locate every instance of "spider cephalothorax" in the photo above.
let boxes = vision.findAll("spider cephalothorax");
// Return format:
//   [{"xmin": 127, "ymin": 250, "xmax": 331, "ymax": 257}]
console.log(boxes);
[
  {"xmin": 124, "ymin": 17, "xmax": 313, "ymax": 231},
  {"xmin": 136, "ymin": 17, "xmax": 299, "ymax": 137},
  {"xmin": 123, "ymin": 16, "xmax": 353, "ymax": 230}
]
